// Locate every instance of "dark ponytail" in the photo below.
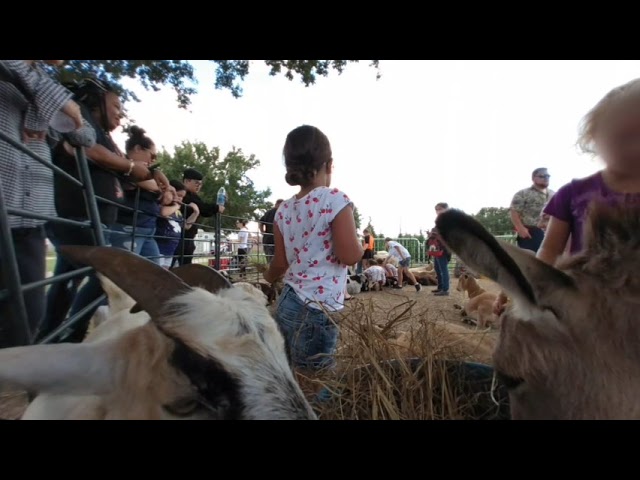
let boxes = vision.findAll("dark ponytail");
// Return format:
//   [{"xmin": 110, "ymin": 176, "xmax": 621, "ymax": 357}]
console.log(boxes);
[
  {"xmin": 283, "ymin": 125, "xmax": 332, "ymax": 187},
  {"xmin": 125, "ymin": 125, "xmax": 154, "ymax": 152}
]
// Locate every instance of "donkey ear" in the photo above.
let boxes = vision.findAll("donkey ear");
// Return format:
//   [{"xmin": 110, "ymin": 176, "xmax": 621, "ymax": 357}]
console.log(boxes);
[{"xmin": 435, "ymin": 209, "xmax": 576, "ymax": 307}]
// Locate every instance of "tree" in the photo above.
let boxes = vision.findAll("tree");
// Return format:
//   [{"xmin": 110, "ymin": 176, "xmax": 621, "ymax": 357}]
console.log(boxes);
[
  {"xmin": 353, "ymin": 206, "xmax": 363, "ymax": 231},
  {"xmin": 471, "ymin": 207, "xmax": 513, "ymax": 235},
  {"xmin": 158, "ymin": 141, "xmax": 272, "ymax": 229},
  {"xmin": 49, "ymin": 60, "xmax": 381, "ymax": 109},
  {"xmin": 364, "ymin": 217, "xmax": 377, "ymax": 237}
]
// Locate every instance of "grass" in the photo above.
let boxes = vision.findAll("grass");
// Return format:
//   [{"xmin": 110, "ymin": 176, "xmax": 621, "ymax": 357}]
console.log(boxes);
[{"xmin": 46, "ymin": 256, "xmax": 56, "ymax": 274}]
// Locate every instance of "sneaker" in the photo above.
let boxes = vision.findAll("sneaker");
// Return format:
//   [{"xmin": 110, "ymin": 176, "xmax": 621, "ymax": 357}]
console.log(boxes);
[
  {"xmin": 432, "ymin": 289, "xmax": 442, "ymax": 294},
  {"xmin": 434, "ymin": 291, "xmax": 449, "ymax": 296},
  {"xmin": 415, "ymin": 283, "xmax": 422, "ymax": 292}
]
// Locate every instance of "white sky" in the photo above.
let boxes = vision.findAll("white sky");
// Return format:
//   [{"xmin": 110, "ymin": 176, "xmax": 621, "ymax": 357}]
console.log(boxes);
[{"xmin": 111, "ymin": 60, "xmax": 640, "ymax": 236}]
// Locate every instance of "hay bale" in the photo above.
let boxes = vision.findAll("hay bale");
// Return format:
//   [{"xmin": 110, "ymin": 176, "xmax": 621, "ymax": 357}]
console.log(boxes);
[
  {"xmin": 319, "ymin": 358, "xmax": 509, "ymax": 420},
  {"xmin": 296, "ymin": 296, "xmax": 504, "ymax": 420}
]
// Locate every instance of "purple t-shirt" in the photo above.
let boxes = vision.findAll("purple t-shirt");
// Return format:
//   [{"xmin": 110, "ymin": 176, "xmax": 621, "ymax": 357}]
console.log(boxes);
[{"xmin": 543, "ymin": 171, "xmax": 640, "ymax": 254}]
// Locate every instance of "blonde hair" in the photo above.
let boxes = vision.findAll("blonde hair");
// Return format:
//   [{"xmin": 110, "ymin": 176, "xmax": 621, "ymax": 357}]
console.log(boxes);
[{"xmin": 578, "ymin": 78, "xmax": 640, "ymax": 155}]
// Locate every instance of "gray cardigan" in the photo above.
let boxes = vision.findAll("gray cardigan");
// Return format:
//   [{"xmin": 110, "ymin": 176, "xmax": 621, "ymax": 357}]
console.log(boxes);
[{"xmin": 0, "ymin": 60, "xmax": 96, "ymax": 229}]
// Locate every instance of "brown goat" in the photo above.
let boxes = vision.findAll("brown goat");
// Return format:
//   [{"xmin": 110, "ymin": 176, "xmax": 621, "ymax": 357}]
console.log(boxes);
[
  {"xmin": 436, "ymin": 202, "xmax": 640, "ymax": 420},
  {"xmin": 456, "ymin": 274, "xmax": 499, "ymax": 329}
]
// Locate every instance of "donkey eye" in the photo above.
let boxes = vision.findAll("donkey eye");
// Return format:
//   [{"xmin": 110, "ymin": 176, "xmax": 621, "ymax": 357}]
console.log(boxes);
[{"xmin": 496, "ymin": 371, "xmax": 524, "ymax": 390}]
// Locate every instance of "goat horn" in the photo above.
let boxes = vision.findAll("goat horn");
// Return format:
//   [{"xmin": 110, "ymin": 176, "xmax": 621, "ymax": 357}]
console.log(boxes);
[
  {"xmin": 58, "ymin": 246, "xmax": 192, "ymax": 320},
  {"xmin": 129, "ymin": 263, "xmax": 232, "ymax": 314}
]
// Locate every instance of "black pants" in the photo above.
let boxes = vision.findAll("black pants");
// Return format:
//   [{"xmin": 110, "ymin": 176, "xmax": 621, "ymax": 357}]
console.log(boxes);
[
  {"xmin": 173, "ymin": 238, "xmax": 195, "ymax": 266},
  {"xmin": 0, "ymin": 226, "xmax": 46, "ymax": 348},
  {"xmin": 236, "ymin": 248, "xmax": 248, "ymax": 277},
  {"xmin": 263, "ymin": 234, "xmax": 275, "ymax": 262},
  {"xmin": 41, "ymin": 221, "xmax": 107, "ymax": 343},
  {"xmin": 516, "ymin": 226, "xmax": 545, "ymax": 253}
]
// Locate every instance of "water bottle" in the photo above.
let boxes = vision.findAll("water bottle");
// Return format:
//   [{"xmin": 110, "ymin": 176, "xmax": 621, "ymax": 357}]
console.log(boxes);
[{"xmin": 216, "ymin": 186, "xmax": 226, "ymax": 207}]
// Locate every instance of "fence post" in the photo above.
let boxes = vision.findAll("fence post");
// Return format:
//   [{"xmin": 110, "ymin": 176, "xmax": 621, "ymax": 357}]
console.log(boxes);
[
  {"xmin": 75, "ymin": 147, "xmax": 106, "ymax": 247},
  {"xmin": 178, "ymin": 203, "xmax": 187, "ymax": 265},
  {"xmin": 130, "ymin": 186, "xmax": 141, "ymax": 251},
  {"xmin": 214, "ymin": 213, "xmax": 221, "ymax": 270},
  {"xmin": 0, "ymin": 180, "xmax": 32, "ymax": 345}
]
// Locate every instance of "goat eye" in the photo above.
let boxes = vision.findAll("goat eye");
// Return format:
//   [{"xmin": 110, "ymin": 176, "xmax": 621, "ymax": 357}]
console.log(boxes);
[
  {"xmin": 496, "ymin": 371, "xmax": 524, "ymax": 390},
  {"xmin": 163, "ymin": 397, "xmax": 200, "ymax": 417}
]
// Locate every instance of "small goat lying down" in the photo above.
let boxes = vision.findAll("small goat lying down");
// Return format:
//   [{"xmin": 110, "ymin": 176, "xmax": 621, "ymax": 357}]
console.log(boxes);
[
  {"xmin": 455, "ymin": 274, "xmax": 499, "ymax": 329},
  {"xmin": 346, "ymin": 274, "xmax": 366, "ymax": 295},
  {"xmin": 0, "ymin": 248, "xmax": 316, "ymax": 420},
  {"xmin": 436, "ymin": 203, "xmax": 640, "ymax": 420}
]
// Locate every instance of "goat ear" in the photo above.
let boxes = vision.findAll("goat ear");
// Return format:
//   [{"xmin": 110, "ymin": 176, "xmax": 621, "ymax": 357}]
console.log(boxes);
[
  {"xmin": 59, "ymin": 246, "xmax": 192, "ymax": 319},
  {"xmin": 0, "ymin": 341, "xmax": 116, "ymax": 396},
  {"xmin": 436, "ymin": 209, "xmax": 575, "ymax": 306},
  {"xmin": 129, "ymin": 264, "xmax": 233, "ymax": 314}
]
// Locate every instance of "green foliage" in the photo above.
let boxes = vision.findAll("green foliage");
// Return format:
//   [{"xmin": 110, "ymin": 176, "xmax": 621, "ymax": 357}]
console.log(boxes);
[
  {"xmin": 353, "ymin": 206, "xmax": 363, "ymax": 230},
  {"xmin": 364, "ymin": 217, "xmax": 377, "ymax": 237},
  {"xmin": 158, "ymin": 141, "xmax": 272, "ymax": 230},
  {"xmin": 471, "ymin": 207, "xmax": 513, "ymax": 235},
  {"xmin": 49, "ymin": 60, "xmax": 380, "ymax": 109}
]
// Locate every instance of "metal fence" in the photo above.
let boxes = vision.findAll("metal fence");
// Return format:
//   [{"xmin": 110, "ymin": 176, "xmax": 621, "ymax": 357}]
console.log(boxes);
[
  {"xmin": 0, "ymin": 64, "xmax": 260, "ymax": 347},
  {"xmin": 0, "ymin": 64, "xmax": 523, "ymax": 348},
  {"xmin": 0, "ymin": 97, "xmax": 273, "ymax": 348}
]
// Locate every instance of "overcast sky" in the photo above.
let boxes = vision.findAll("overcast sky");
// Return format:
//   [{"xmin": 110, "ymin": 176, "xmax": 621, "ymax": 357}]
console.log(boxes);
[{"xmin": 111, "ymin": 60, "xmax": 640, "ymax": 236}]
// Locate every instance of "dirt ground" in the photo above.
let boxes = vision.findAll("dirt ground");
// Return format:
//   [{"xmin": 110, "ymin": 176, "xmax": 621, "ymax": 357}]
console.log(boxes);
[
  {"xmin": 0, "ymin": 277, "xmax": 503, "ymax": 420},
  {"xmin": 343, "ymin": 277, "xmax": 502, "ymax": 327}
]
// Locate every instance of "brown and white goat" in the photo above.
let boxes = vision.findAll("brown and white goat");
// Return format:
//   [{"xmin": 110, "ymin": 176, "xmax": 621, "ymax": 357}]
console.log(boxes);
[
  {"xmin": 436, "ymin": 203, "xmax": 640, "ymax": 420},
  {"xmin": 2, "ymin": 247, "xmax": 316, "ymax": 420},
  {"xmin": 455, "ymin": 274, "xmax": 499, "ymax": 329}
]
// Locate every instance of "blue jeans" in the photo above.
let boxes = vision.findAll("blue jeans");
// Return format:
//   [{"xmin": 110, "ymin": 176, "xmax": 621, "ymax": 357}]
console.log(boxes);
[
  {"xmin": 434, "ymin": 255, "xmax": 450, "ymax": 292},
  {"xmin": 274, "ymin": 284, "xmax": 339, "ymax": 371},
  {"xmin": 516, "ymin": 226, "xmax": 545, "ymax": 253},
  {"xmin": 109, "ymin": 224, "xmax": 160, "ymax": 264}
]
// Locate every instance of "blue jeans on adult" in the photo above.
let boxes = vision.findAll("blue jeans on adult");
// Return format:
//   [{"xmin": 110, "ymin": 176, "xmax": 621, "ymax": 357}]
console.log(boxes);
[
  {"xmin": 274, "ymin": 284, "xmax": 339, "ymax": 371},
  {"xmin": 434, "ymin": 255, "xmax": 450, "ymax": 292},
  {"xmin": 109, "ymin": 224, "xmax": 160, "ymax": 264},
  {"xmin": 516, "ymin": 226, "xmax": 545, "ymax": 253}
]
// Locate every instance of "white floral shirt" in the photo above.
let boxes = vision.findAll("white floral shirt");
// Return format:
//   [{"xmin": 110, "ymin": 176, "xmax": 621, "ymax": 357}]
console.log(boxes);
[
  {"xmin": 276, "ymin": 186, "xmax": 353, "ymax": 311},
  {"xmin": 364, "ymin": 265, "xmax": 386, "ymax": 283}
]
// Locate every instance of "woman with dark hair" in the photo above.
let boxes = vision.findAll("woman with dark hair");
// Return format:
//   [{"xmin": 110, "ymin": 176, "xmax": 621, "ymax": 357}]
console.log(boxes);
[
  {"xmin": 109, "ymin": 126, "xmax": 164, "ymax": 263},
  {"xmin": 42, "ymin": 79, "xmax": 159, "ymax": 342},
  {"xmin": 155, "ymin": 180, "xmax": 200, "ymax": 268}
]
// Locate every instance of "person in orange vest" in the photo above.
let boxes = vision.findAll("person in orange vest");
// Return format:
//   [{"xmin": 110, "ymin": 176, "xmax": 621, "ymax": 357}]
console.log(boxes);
[{"xmin": 356, "ymin": 228, "xmax": 375, "ymax": 274}]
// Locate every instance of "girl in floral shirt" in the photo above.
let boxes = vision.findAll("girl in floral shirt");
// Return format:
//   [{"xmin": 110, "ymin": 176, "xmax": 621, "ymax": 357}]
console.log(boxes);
[{"xmin": 265, "ymin": 125, "xmax": 363, "ymax": 371}]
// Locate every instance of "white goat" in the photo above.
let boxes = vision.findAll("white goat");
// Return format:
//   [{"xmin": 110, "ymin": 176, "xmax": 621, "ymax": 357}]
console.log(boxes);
[{"xmin": 3, "ymin": 247, "xmax": 316, "ymax": 420}]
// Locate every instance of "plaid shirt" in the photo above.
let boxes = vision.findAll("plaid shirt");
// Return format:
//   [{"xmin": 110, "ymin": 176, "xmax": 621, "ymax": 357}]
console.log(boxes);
[{"xmin": 0, "ymin": 60, "xmax": 95, "ymax": 229}]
